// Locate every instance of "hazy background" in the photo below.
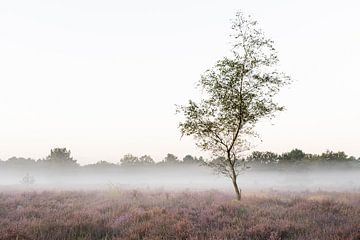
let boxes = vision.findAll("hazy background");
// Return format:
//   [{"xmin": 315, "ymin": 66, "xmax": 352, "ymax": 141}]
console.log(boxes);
[
  {"xmin": 1, "ymin": 164, "xmax": 359, "ymax": 192},
  {"xmin": 1, "ymin": 0, "xmax": 359, "ymax": 165}
]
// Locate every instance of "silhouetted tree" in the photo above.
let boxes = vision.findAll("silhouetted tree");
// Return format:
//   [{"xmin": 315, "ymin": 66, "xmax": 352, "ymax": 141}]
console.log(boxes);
[
  {"xmin": 45, "ymin": 148, "xmax": 78, "ymax": 166},
  {"xmin": 183, "ymin": 155, "xmax": 195, "ymax": 164},
  {"xmin": 247, "ymin": 151, "xmax": 279, "ymax": 165},
  {"xmin": 4, "ymin": 157, "xmax": 37, "ymax": 167},
  {"xmin": 139, "ymin": 155, "xmax": 155, "ymax": 165},
  {"xmin": 177, "ymin": 12, "xmax": 291, "ymax": 201},
  {"xmin": 182, "ymin": 155, "xmax": 205, "ymax": 165},
  {"xmin": 279, "ymin": 149, "xmax": 306, "ymax": 162},
  {"xmin": 320, "ymin": 150, "xmax": 348, "ymax": 161},
  {"xmin": 162, "ymin": 153, "xmax": 180, "ymax": 164},
  {"xmin": 120, "ymin": 154, "xmax": 139, "ymax": 167},
  {"xmin": 85, "ymin": 160, "xmax": 118, "ymax": 169}
]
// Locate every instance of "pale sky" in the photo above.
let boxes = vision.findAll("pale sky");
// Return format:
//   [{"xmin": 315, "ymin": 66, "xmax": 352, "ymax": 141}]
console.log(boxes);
[{"xmin": 0, "ymin": 0, "xmax": 359, "ymax": 164}]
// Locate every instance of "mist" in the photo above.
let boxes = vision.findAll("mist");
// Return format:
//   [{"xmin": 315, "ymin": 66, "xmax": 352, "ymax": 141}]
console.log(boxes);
[{"xmin": 1, "ymin": 163, "xmax": 359, "ymax": 193}]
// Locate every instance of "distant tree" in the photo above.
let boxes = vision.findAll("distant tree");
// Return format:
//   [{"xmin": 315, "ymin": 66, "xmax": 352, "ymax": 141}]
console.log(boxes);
[
  {"xmin": 183, "ymin": 155, "xmax": 195, "ymax": 164},
  {"xmin": 177, "ymin": 12, "xmax": 291, "ymax": 200},
  {"xmin": 197, "ymin": 156, "xmax": 205, "ymax": 164},
  {"xmin": 96, "ymin": 160, "xmax": 117, "ymax": 166},
  {"xmin": 183, "ymin": 155, "xmax": 205, "ymax": 165},
  {"xmin": 280, "ymin": 149, "xmax": 306, "ymax": 162},
  {"xmin": 247, "ymin": 151, "xmax": 279, "ymax": 165},
  {"xmin": 139, "ymin": 155, "xmax": 155, "ymax": 165},
  {"xmin": 120, "ymin": 154, "xmax": 139, "ymax": 167},
  {"xmin": 303, "ymin": 153, "xmax": 319, "ymax": 160},
  {"xmin": 5, "ymin": 157, "xmax": 37, "ymax": 167},
  {"xmin": 320, "ymin": 150, "xmax": 348, "ymax": 161},
  {"xmin": 85, "ymin": 160, "xmax": 118, "ymax": 168},
  {"xmin": 162, "ymin": 153, "xmax": 180, "ymax": 164},
  {"xmin": 45, "ymin": 148, "xmax": 78, "ymax": 166}
]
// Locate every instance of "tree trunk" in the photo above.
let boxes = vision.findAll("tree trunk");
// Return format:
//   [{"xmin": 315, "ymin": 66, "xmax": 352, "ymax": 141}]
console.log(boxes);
[
  {"xmin": 232, "ymin": 178, "xmax": 241, "ymax": 201},
  {"xmin": 227, "ymin": 153, "xmax": 242, "ymax": 201}
]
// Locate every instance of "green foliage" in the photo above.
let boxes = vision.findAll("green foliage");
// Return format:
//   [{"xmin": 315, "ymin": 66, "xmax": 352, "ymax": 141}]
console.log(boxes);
[
  {"xmin": 247, "ymin": 151, "xmax": 279, "ymax": 164},
  {"xmin": 177, "ymin": 12, "xmax": 291, "ymax": 182},
  {"xmin": 280, "ymin": 149, "xmax": 306, "ymax": 162},
  {"xmin": 320, "ymin": 150, "xmax": 348, "ymax": 161},
  {"xmin": 247, "ymin": 149, "xmax": 360, "ymax": 170}
]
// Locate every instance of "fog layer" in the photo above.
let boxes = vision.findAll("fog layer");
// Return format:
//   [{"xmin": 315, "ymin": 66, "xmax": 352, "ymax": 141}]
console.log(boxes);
[{"xmin": 1, "ymin": 165, "xmax": 359, "ymax": 192}]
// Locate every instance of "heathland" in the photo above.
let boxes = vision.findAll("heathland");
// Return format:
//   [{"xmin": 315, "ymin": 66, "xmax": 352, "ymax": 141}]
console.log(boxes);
[{"xmin": 0, "ymin": 190, "xmax": 359, "ymax": 240}]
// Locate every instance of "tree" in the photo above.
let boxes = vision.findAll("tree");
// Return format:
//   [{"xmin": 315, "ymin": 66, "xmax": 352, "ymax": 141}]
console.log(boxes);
[
  {"xmin": 247, "ymin": 151, "xmax": 279, "ymax": 165},
  {"xmin": 162, "ymin": 153, "xmax": 180, "ymax": 164},
  {"xmin": 183, "ymin": 155, "xmax": 195, "ymax": 164},
  {"xmin": 5, "ymin": 157, "xmax": 37, "ymax": 167},
  {"xmin": 139, "ymin": 155, "xmax": 155, "ymax": 165},
  {"xmin": 45, "ymin": 148, "xmax": 78, "ymax": 166},
  {"xmin": 320, "ymin": 150, "xmax": 348, "ymax": 162},
  {"xmin": 279, "ymin": 149, "xmax": 306, "ymax": 162},
  {"xmin": 183, "ymin": 155, "xmax": 205, "ymax": 165},
  {"xmin": 177, "ymin": 12, "xmax": 291, "ymax": 200},
  {"xmin": 120, "ymin": 154, "xmax": 139, "ymax": 167},
  {"xmin": 120, "ymin": 154, "xmax": 155, "ymax": 166},
  {"xmin": 85, "ymin": 160, "xmax": 118, "ymax": 169}
]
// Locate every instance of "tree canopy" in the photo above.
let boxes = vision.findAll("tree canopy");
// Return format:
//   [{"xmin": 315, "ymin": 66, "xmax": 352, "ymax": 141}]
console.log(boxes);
[{"xmin": 45, "ymin": 148, "xmax": 78, "ymax": 166}]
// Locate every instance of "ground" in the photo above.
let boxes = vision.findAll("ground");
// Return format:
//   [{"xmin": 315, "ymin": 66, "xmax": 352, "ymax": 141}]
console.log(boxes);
[{"xmin": 0, "ymin": 189, "xmax": 359, "ymax": 240}]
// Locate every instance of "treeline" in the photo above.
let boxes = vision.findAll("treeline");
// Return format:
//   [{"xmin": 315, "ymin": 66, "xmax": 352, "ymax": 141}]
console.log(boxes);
[
  {"xmin": 246, "ymin": 149, "xmax": 360, "ymax": 169},
  {"xmin": 0, "ymin": 148, "xmax": 359, "ymax": 170},
  {"xmin": 0, "ymin": 148, "xmax": 205, "ymax": 169}
]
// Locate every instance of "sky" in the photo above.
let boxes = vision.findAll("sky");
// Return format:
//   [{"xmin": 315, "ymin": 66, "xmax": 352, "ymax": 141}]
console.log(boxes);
[{"xmin": 0, "ymin": 0, "xmax": 359, "ymax": 164}]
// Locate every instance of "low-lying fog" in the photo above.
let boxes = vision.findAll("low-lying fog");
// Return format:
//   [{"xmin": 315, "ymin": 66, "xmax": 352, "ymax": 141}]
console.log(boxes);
[{"xmin": 1, "ymin": 165, "xmax": 359, "ymax": 192}]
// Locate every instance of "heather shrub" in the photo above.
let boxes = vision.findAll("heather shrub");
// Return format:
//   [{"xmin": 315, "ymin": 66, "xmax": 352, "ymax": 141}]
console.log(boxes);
[{"xmin": 0, "ymin": 190, "xmax": 359, "ymax": 240}]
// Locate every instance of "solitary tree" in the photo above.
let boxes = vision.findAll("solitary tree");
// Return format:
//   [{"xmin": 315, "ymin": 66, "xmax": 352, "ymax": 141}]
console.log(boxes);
[{"xmin": 177, "ymin": 12, "xmax": 291, "ymax": 200}]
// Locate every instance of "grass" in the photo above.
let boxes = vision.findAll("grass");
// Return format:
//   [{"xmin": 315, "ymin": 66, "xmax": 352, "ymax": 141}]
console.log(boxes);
[{"xmin": 0, "ymin": 189, "xmax": 359, "ymax": 240}]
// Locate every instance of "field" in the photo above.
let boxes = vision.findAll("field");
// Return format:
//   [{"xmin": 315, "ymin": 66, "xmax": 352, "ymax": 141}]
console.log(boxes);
[{"xmin": 0, "ymin": 189, "xmax": 359, "ymax": 240}]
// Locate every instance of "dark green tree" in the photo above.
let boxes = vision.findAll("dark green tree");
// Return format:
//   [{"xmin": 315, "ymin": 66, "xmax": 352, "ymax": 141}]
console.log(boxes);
[
  {"xmin": 45, "ymin": 148, "xmax": 78, "ymax": 166},
  {"xmin": 320, "ymin": 150, "xmax": 348, "ymax": 161},
  {"xmin": 280, "ymin": 149, "xmax": 306, "ymax": 162},
  {"xmin": 177, "ymin": 12, "xmax": 291, "ymax": 200}
]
